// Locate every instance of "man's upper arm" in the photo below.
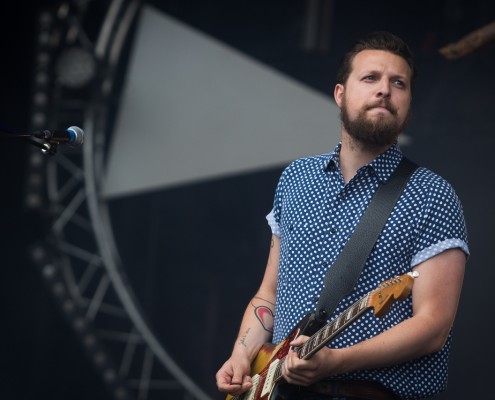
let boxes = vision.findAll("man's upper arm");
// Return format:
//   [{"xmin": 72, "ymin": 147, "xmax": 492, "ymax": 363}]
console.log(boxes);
[
  {"xmin": 257, "ymin": 235, "xmax": 280, "ymax": 301},
  {"xmin": 411, "ymin": 248, "xmax": 466, "ymax": 350}
]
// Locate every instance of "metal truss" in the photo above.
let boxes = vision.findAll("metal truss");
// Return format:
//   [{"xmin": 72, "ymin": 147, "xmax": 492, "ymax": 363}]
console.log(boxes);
[{"xmin": 26, "ymin": 1, "xmax": 213, "ymax": 400}]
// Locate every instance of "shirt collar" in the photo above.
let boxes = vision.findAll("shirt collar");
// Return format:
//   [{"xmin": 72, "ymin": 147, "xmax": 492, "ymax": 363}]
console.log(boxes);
[{"xmin": 324, "ymin": 142, "xmax": 403, "ymax": 183}]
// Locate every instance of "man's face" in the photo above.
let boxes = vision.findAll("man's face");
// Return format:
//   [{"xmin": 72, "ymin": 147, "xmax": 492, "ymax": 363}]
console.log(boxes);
[{"xmin": 334, "ymin": 50, "xmax": 412, "ymax": 148}]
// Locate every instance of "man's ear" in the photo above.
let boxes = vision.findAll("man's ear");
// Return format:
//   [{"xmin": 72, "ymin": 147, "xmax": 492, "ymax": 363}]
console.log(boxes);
[{"xmin": 334, "ymin": 84, "xmax": 344, "ymax": 107}]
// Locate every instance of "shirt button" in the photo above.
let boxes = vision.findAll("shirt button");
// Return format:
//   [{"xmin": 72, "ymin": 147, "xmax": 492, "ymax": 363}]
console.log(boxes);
[
  {"xmin": 322, "ymin": 260, "xmax": 328, "ymax": 267},
  {"xmin": 330, "ymin": 227, "xmax": 337, "ymax": 233}
]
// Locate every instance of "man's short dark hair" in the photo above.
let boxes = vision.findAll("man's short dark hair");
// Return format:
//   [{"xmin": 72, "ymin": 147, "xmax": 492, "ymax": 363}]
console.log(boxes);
[{"xmin": 336, "ymin": 31, "xmax": 417, "ymax": 88}]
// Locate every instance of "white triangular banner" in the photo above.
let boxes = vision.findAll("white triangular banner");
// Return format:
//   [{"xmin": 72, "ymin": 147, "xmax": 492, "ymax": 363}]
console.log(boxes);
[{"xmin": 103, "ymin": 5, "xmax": 340, "ymax": 198}]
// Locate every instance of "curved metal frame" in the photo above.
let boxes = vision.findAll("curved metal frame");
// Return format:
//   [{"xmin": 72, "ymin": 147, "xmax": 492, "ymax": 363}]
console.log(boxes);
[{"xmin": 28, "ymin": 1, "xmax": 214, "ymax": 399}]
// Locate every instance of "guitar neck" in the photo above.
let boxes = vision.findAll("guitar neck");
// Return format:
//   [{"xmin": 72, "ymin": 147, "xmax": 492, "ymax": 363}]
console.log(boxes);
[
  {"xmin": 299, "ymin": 294, "xmax": 371, "ymax": 359},
  {"xmin": 268, "ymin": 294, "xmax": 372, "ymax": 387}
]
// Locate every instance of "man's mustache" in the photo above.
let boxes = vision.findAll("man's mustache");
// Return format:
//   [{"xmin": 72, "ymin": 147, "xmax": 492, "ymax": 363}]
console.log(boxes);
[{"xmin": 365, "ymin": 101, "xmax": 397, "ymax": 116}]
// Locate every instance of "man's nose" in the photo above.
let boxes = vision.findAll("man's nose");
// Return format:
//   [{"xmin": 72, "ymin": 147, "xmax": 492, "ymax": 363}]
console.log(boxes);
[{"xmin": 376, "ymin": 79, "xmax": 391, "ymax": 97}]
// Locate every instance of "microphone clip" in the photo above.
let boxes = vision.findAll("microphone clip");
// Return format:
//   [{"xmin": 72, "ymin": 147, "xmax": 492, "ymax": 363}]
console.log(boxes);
[{"xmin": 27, "ymin": 135, "xmax": 59, "ymax": 155}]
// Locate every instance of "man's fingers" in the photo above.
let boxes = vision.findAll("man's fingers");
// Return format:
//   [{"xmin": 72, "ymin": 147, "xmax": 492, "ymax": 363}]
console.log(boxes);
[
  {"xmin": 231, "ymin": 368, "xmax": 245, "ymax": 386},
  {"xmin": 218, "ymin": 371, "xmax": 252, "ymax": 395},
  {"xmin": 290, "ymin": 334, "xmax": 309, "ymax": 347}
]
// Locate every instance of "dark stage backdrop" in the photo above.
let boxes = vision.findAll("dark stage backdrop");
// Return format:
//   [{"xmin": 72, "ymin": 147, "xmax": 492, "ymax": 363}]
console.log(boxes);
[{"xmin": 1, "ymin": 1, "xmax": 494, "ymax": 400}]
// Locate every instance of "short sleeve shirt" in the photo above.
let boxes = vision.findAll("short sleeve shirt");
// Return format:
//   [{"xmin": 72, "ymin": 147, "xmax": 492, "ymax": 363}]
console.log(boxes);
[{"xmin": 267, "ymin": 143, "xmax": 469, "ymax": 399}]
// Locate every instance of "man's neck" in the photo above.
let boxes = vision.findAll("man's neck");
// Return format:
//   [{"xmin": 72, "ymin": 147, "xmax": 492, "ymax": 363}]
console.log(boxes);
[{"xmin": 339, "ymin": 131, "xmax": 391, "ymax": 183}]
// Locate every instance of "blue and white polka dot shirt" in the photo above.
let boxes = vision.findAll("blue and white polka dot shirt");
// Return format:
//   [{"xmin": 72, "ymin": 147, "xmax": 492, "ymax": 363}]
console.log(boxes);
[{"xmin": 266, "ymin": 143, "xmax": 469, "ymax": 399}]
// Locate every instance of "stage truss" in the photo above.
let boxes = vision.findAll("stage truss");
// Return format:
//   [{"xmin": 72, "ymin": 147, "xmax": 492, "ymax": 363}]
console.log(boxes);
[{"xmin": 25, "ymin": 1, "xmax": 213, "ymax": 400}]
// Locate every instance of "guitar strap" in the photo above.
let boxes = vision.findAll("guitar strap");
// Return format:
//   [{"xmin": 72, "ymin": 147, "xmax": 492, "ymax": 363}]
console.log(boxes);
[{"xmin": 302, "ymin": 157, "xmax": 418, "ymax": 335}]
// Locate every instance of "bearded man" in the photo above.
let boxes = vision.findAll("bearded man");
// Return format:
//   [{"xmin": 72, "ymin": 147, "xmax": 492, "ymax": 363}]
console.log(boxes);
[{"xmin": 216, "ymin": 31, "xmax": 469, "ymax": 400}]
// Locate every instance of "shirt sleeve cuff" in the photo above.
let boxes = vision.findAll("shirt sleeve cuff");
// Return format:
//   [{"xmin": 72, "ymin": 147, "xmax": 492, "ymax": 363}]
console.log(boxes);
[
  {"xmin": 266, "ymin": 209, "xmax": 280, "ymax": 237},
  {"xmin": 411, "ymin": 238, "xmax": 470, "ymax": 267}
]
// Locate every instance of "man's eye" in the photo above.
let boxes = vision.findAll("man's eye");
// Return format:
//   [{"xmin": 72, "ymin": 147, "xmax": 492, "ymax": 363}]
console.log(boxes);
[
  {"xmin": 393, "ymin": 79, "xmax": 405, "ymax": 87},
  {"xmin": 364, "ymin": 75, "xmax": 376, "ymax": 81}
]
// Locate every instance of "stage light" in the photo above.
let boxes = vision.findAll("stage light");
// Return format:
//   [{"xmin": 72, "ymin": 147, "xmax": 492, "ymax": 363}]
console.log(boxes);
[
  {"xmin": 83, "ymin": 333, "xmax": 97, "ymax": 349},
  {"xmin": 56, "ymin": 47, "xmax": 96, "ymax": 89},
  {"xmin": 103, "ymin": 368, "xmax": 117, "ymax": 383},
  {"xmin": 31, "ymin": 112, "xmax": 47, "ymax": 128},
  {"xmin": 52, "ymin": 281, "xmax": 66, "ymax": 297},
  {"xmin": 63, "ymin": 299, "xmax": 76, "ymax": 315},
  {"xmin": 73, "ymin": 316, "xmax": 86, "ymax": 332},
  {"xmin": 33, "ymin": 92, "xmax": 48, "ymax": 107}
]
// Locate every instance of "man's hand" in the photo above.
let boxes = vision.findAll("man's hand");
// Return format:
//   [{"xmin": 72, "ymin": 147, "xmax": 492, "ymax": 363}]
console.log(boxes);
[
  {"xmin": 282, "ymin": 335, "xmax": 342, "ymax": 386},
  {"xmin": 216, "ymin": 353, "xmax": 253, "ymax": 396}
]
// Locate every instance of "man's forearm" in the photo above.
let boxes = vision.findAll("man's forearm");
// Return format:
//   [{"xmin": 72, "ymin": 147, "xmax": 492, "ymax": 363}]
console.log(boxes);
[
  {"xmin": 231, "ymin": 295, "xmax": 275, "ymax": 362},
  {"xmin": 334, "ymin": 313, "xmax": 448, "ymax": 374}
]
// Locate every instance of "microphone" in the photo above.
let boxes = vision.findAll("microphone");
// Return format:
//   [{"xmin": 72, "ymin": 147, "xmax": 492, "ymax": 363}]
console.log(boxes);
[{"xmin": 33, "ymin": 126, "xmax": 84, "ymax": 147}]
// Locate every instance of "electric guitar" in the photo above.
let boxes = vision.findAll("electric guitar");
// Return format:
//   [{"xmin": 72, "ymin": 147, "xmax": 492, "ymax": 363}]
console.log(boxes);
[{"xmin": 227, "ymin": 272, "xmax": 417, "ymax": 400}]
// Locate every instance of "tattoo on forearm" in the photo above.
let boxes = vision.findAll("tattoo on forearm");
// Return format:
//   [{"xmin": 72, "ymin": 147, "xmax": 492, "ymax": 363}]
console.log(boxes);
[
  {"xmin": 252, "ymin": 296, "xmax": 275, "ymax": 306},
  {"xmin": 255, "ymin": 306, "xmax": 274, "ymax": 333},
  {"xmin": 239, "ymin": 328, "xmax": 251, "ymax": 347},
  {"xmin": 251, "ymin": 298, "xmax": 275, "ymax": 333}
]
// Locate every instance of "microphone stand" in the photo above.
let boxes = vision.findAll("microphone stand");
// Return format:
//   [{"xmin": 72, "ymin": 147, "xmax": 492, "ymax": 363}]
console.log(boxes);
[{"xmin": 0, "ymin": 128, "xmax": 58, "ymax": 155}]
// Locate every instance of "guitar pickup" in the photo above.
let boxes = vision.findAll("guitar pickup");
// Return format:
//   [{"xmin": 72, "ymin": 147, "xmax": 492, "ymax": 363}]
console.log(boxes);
[{"xmin": 261, "ymin": 359, "xmax": 280, "ymax": 397}]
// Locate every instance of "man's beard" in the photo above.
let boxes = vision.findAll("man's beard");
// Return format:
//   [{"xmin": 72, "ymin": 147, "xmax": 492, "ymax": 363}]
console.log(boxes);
[{"xmin": 340, "ymin": 99, "xmax": 410, "ymax": 149}]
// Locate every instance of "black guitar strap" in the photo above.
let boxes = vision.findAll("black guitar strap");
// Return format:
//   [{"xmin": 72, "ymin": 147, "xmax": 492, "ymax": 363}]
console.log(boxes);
[{"xmin": 302, "ymin": 157, "xmax": 418, "ymax": 335}]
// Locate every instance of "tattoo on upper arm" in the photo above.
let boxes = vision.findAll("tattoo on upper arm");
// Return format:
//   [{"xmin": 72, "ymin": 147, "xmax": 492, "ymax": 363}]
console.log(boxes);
[{"xmin": 268, "ymin": 238, "xmax": 275, "ymax": 266}]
